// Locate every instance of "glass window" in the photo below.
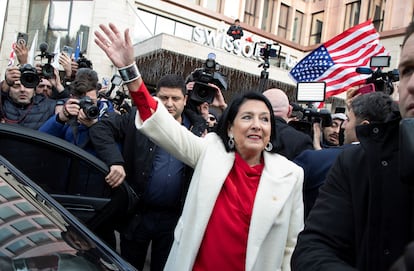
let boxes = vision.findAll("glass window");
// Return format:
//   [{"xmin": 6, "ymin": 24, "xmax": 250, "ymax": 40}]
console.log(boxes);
[
  {"xmin": 49, "ymin": 1, "xmax": 71, "ymax": 30},
  {"xmin": 244, "ymin": 0, "xmax": 259, "ymax": 26},
  {"xmin": 293, "ymin": 10, "xmax": 304, "ymax": 44},
  {"xmin": 135, "ymin": 8, "xmax": 157, "ymax": 42},
  {"xmin": 155, "ymin": 16, "xmax": 175, "ymax": 36},
  {"xmin": 278, "ymin": 4, "xmax": 290, "ymax": 39},
  {"xmin": 310, "ymin": 12, "xmax": 324, "ymax": 45},
  {"xmin": 344, "ymin": 1, "xmax": 361, "ymax": 30},
  {"xmin": 261, "ymin": 0, "xmax": 276, "ymax": 32},
  {"xmin": 28, "ymin": 0, "xmax": 93, "ymax": 57},
  {"xmin": 175, "ymin": 22, "xmax": 194, "ymax": 40},
  {"xmin": 205, "ymin": 0, "xmax": 222, "ymax": 12},
  {"xmin": 133, "ymin": 9, "xmax": 195, "ymax": 43}
]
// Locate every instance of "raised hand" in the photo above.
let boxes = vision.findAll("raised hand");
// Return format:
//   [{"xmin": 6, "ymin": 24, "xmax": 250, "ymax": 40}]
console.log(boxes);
[
  {"xmin": 94, "ymin": 23, "xmax": 134, "ymax": 68},
  {"xmin": 94, "ymin": 23, "xmax": 141, "ymax": 91}
]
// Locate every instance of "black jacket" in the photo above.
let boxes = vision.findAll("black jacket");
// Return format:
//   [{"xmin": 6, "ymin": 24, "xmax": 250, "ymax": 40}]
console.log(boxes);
[
  {"xmin": 89, "ymin": 107, "xmax": 206, "ymax": 209},
  {"xmin": 274, "ymin": 117, "xmax": 313, "ymax": 160},
  {"xmin": 291, "ymin": 114, "xmax": 413, "ymax": 271},
  {"xmin": 1, "ymin": 92, "xmax": 56, "ymax": 130}
]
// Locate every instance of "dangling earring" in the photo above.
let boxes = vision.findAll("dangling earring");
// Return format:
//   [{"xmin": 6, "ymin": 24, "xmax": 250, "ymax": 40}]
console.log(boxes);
[
  {"xmin": 228, "ymin": 135, "xmax": 235, "ymax": 150},
  {"xmin": 265, "ymin": 141, "xmax": 273, "ymax": 152}
]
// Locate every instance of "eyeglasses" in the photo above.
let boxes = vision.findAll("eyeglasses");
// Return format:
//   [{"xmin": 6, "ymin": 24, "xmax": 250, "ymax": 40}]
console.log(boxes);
[
  {"xmin": 38, "ymin": 84, "xmax": 52, "ymax": 89},
  {"xmin": 209, "ymin": 116, "xmax": 216, "ymax": 121}
]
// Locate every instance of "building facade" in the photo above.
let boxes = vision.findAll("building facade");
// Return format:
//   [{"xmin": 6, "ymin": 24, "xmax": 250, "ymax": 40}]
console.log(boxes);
[{"xmin": 0, "ymin": 0, "xmax": 412, "ymax": 102}]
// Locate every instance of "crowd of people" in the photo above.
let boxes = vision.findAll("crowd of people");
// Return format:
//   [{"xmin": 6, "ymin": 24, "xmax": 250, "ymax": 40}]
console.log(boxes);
[{"xmin": 1, "ymin": 19, "xmax": 414, "ymax": 271}]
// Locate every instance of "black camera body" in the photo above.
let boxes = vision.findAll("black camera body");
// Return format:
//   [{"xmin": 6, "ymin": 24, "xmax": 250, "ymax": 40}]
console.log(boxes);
[
  {"xmin": 19, "ymin": 64, "xmax": 40, "ymax": 88},
  {"xmin": 356, "ymin": 55, "xmax": 399, "ymax": 95},
  {"xmin": 38, "ymin": 42, "xmax": 55, "ymax": 78},
  {"xmin": 187, "ymin": 53, "xmax": 227, "ymax": 104},
  {"xmin": 302, "ymin": 107, "xmax": 332, "ymax": 127},
  {"xmin": 77, "ymin": 54, "xmax": 93, "ymax": 69},
  {"xmin": 289, "ymin": 104, "xmax": 332, "ymax": 137},
  {"xmin": 78, "ymin": 96, "xmax": 99, "ymax": 119}
]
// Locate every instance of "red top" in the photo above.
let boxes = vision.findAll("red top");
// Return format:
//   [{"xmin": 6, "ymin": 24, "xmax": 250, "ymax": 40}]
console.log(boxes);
[
  {"xmin": 193, "ymin": 153, "xmax": 264, "ymax": 271},
  {"xmin": 129, "ymin": 83, "xmax": 158, "ymax": 121}
]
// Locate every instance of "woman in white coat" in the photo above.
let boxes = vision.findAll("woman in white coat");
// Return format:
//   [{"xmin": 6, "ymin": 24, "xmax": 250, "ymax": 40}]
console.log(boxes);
[{"xmin": 94, "ymin": 23, "xmax": 304, "ymax": 271}]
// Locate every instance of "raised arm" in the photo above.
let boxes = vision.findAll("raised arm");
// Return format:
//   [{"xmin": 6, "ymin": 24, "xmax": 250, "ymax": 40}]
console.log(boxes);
[{"xmin": 94, "ymin": 23, "xmax": 156, "ymax": 120}]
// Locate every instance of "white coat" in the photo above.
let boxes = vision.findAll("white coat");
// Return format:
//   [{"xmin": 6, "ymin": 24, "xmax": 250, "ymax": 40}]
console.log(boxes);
[{"xmin": 135, "ymin": 103, "xmax": 304, "ymax": 271}]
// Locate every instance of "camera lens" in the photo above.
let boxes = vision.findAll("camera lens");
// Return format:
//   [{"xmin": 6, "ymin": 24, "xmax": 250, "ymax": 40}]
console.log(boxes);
[
  {"xmin": 19, "ymin": 64, "xmax": 40, "ymax": 88},
  {"xmin": 79, "ymin": 96, "xmax": 99, "ymax": 119},
  {"xmin": 85, "ymin": 106, "xmax": 99, "ymax": 119},
  {"xmin": 42, "ymin": 64, "xmax": 54, "ymax": 78}
]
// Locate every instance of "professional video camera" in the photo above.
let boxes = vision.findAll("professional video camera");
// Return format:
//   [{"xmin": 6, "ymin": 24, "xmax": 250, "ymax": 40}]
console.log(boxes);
[
  {"xmin": 186, "ymin": 53, "xmax": 228, "ymax": 104},
  {"xmin": 289, "ymin": 82, "xmax": 332, "ymax": 136},
  {"xmin": 78, "ymin": 96, "xmax": 99, "ymax": 119},
  {"xmin": 101, "ymin": 74, "xmax": 131, "ymax": 114},
  {"xmin": 253, "ymin": 41, "xmax": 281, "ymax": 92},
  {"xmin": 19, "ymin": 64, "xmax": 40, "ymax": 88},
  {"xmin": 356, "ymin": 55, "xmax": 399, "ymax": 95},
  {"xmin": 38, "ymin": 42, "xmax": 55, "ymax": 78},
  {"xmin": 77, "ymin": 53, "xmax": 93, "ymax": 69}
]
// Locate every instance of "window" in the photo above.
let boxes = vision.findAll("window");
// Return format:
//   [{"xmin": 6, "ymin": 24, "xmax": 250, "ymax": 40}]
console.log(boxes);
[
  {"xmin": 292, "ymin": 10, "xmax": 304, "ymax": 44},
  {"xmin": 134, "ymin": 9, "xmax": 195, "ymax": 43},
  {"xmin": 204, "ymin": 0, "xmax": 222, "ymax": 12},
  {"xmin": 28, "ymin": 0, "xmax": 94, "ymax": 57},
  {"xmin": 344, "ymin": 1, "xmax": 361, "ymax": 30},
  {"xmin": 310, "ymin": 12, "xmax": 324, "ymax": 45},
  {"xmin": 261, "ymin": 0, "xmax": 276, "ymax": 32},
  {"xmin": 245, "ymin": 0, "xmax": 259, "ymax": 26},
  {"xmin": 367, "ymin": 0, "xmax": 385, "ymax": 31},
  {"xmin": 278, "ymin": 4, "xmax": 291, "ymax": 39}
]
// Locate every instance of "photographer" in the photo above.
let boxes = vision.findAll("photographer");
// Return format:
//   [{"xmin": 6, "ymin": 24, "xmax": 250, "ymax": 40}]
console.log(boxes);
[
  {"xmin": 227, "ymin": 19, "xmax": 244, "ymax": 40},
  {"xmin": 38, "ymin": 68, "xmax": 114, "ymax": 153},
  {"xmin": 0, "ymin": 64, "xmax": 57, "ymax": 129},
  {"xmin": 185, "ymin": 54, "xmax": 228, "ymax": 134}
]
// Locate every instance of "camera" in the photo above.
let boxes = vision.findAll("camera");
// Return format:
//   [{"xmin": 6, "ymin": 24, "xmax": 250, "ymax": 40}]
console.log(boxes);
[
  {"xmin": 77, "ymin": 53, "xmax": 93, "ymax": 69},
  {"xmin": 38, "ymin": 42, "xmax": 55, "ymax": 78},
  {"xmin": 356, "ymin": 55, "xmax": 399, "ymax": 95},
  {"xmin": 187, "ymin": 53, "xmax": 227, "ymax": 104},
  {"xmin": 19, "ymin": 64, "xmax": 40, "ymax": 88},
  {"xmin": 78, "ymin": 96, "xmax": 99, "ymax": 119},
  {"xmin": 288, "ymin": 103, "xmax": 332, "ymax": 136}
]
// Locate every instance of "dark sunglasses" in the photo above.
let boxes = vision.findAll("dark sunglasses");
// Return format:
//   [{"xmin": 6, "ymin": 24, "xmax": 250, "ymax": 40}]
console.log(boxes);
[{"xmin": 209, "ymin": 116, "xmax": 216, "ymax": 121}]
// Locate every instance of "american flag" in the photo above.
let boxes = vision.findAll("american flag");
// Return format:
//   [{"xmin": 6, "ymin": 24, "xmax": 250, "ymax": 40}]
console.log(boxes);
[{"xmin": 289, "ymin": 20, "xmax": 387, "ymax": 99}]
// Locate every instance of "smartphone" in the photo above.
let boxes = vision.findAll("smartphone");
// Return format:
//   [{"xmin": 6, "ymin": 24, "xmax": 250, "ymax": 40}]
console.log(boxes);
[
  {"xmin": 358, "ymin": 83, "xmax": 375, "ymax": 95},
  {"xmin": 62, "ymin": 46, "xmax": 73, "ymax": 57},
  {"xmin": 16, "ymin": 32, "xmax": 28, "ymax": 46}
]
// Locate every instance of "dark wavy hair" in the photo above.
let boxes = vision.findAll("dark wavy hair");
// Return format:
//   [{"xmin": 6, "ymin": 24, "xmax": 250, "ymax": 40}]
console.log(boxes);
[{"xmin": 215, "ymin": 91, "xmax": 278, "ymax": 153}]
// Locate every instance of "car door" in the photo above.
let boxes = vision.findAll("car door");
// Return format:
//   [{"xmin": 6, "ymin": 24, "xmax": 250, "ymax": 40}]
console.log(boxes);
[
  {"xmin": 0, "ymin": 124, "xmax": 134, "ymax": 243},
  {"xmin": 0, "ymin": 154, "xmax": 136, "ymax": 270}
]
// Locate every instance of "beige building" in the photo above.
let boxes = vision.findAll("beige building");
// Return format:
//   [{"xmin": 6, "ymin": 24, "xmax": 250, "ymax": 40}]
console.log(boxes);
[{"xmin": 0, "ymin": 0, "xmax": 412, "ymax": 101}]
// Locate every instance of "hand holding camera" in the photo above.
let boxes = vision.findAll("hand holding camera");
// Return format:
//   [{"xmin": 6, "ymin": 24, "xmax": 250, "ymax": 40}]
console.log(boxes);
[{"xmin": 59, "ymin": 97, "xmax": 99, "ymax": 126}]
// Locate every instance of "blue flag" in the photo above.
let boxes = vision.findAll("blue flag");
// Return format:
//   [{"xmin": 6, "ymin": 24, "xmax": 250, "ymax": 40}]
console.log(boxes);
[{"xmin": 74, "ymin": 33, "xmax": 81, "ymax": 60}]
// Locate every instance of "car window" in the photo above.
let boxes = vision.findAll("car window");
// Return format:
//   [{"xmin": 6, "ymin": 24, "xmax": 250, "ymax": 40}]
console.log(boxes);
[
  {"xmin": 0, "ymin": 156, "xmax": 136, "ymax": 270},
  {"xmin": 0, "ymin": 124, "xmax": 110, "ymax": 197}
]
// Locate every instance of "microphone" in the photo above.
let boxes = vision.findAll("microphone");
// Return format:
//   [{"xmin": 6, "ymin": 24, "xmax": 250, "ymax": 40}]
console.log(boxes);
[{"xmin": 39, "ymin": 42, "xmax": 48, "ymax": 53}]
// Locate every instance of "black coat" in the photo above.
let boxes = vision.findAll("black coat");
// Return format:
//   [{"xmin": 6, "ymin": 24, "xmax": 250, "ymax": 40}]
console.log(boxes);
[
  {"xmin": 291, "ymin": 115, "xmax": 413, "ymax": 271},
  {"xmin": 89, "ymin": 107, "xmax": 206, "ymax": 206},
  {"xmin": 274, "ymin": 117, "xmax": 313, "ymax": 160}
]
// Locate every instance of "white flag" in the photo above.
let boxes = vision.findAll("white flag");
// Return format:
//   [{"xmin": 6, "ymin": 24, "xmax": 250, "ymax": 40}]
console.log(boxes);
[
  {"xmin": 51, "ymin": 35, "xmax": 61, "ymax": 69},
  {"xmin": 28, "ymin": 30, "xmax": 38, "ymax": 66}
]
